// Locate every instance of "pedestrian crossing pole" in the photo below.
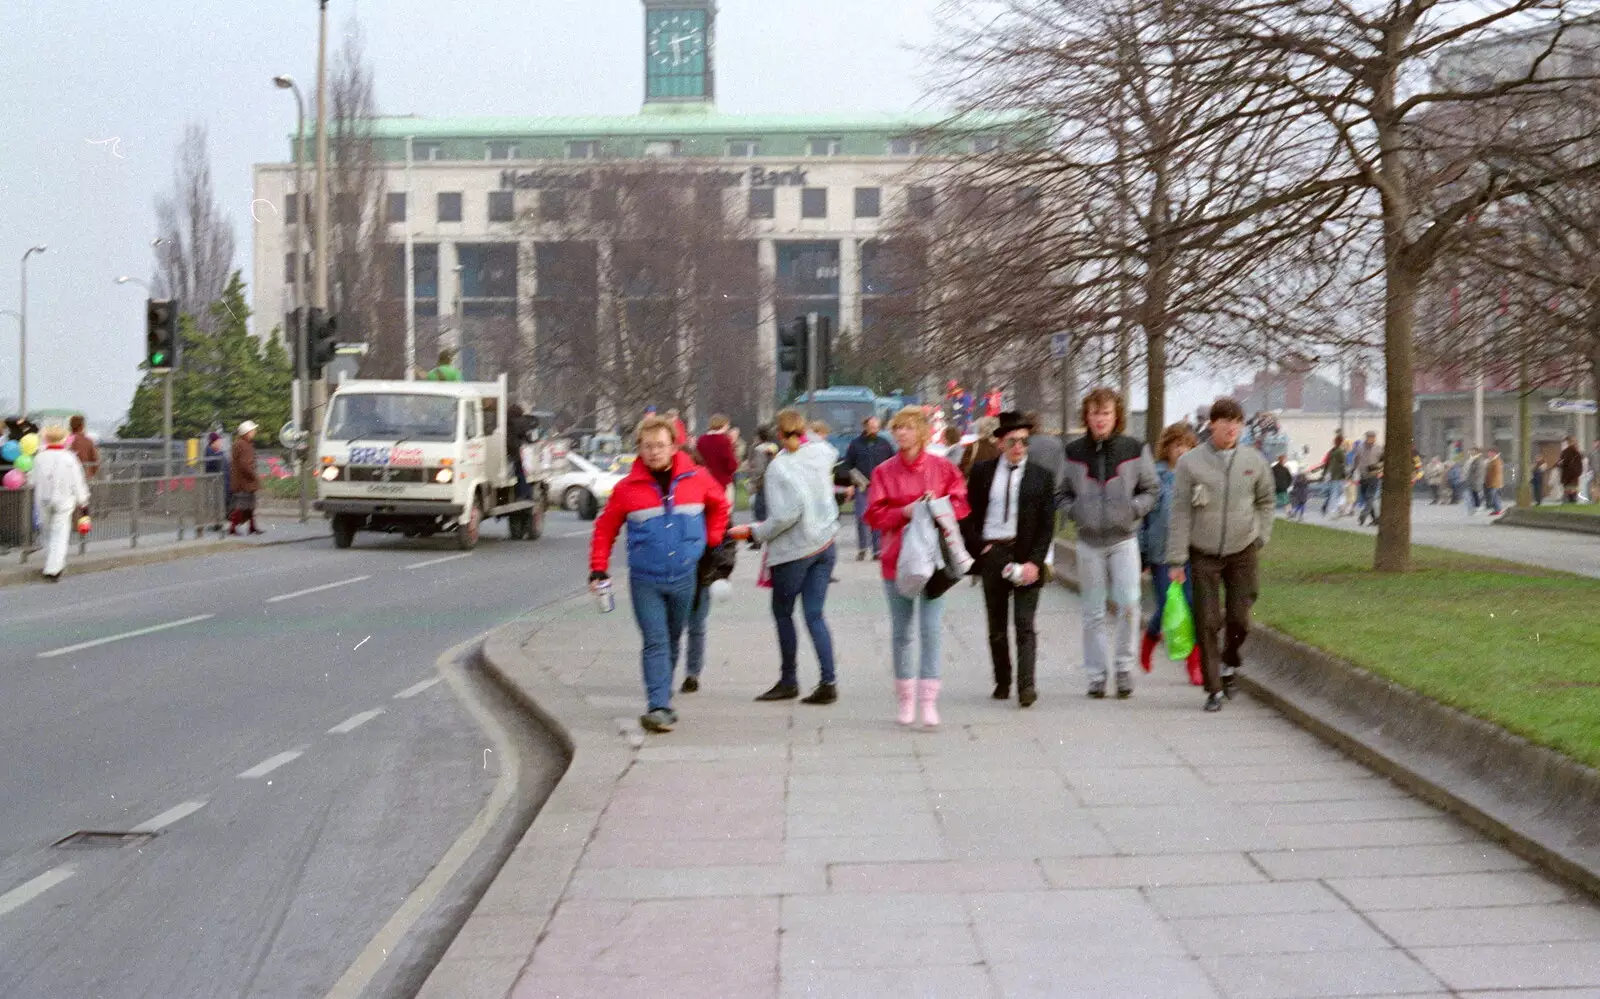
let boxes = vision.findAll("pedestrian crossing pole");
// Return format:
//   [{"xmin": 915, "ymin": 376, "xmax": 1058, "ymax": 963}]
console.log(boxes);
[{"xmin": 162, "ymin": 369, "xmax": 174, "ymax": 482}]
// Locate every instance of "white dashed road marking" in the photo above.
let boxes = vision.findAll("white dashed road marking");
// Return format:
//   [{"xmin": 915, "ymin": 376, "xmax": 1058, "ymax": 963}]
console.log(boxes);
[
  {"xmin": 130, "ymin": 800, "xmax": 207, "ymax": 833},
  {"xmin": 37, "ymin": 614, "xmax": 216, "ymax": 659},
  {"xmin": 238, "ymin": 748, "xmax": 306, "ymax": 779},
  {"xmin": 328, "ymin": 708, "xmax": 385, "ymax": 734},
  {"xmin": 405, "ymin": 553, "xmax": 473, "ymax": 570},
  {"xmin": 266, "ymin": 576, "xmax": 371, "ymax": 604},
  {"xmin": 0, "ymin": 866, "xmax": 75, "ymax": 919},
  {"xmin": 394, "ymin": 677, "xmax": 442, "ymax": 699}
]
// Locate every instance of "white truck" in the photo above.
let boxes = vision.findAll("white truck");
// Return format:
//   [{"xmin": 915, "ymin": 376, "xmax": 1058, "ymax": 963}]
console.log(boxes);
[{"xmin": 314, "ymin": 375, "xmax": 549, "ymax": 550}]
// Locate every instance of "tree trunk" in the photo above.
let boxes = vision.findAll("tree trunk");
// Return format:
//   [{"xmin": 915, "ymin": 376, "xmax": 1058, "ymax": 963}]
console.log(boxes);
[
  {"xmin": 1142, "ymin": 250, "xmax": 1172, "ymax": 443},
  {"xmin": 1375, "ymin": 266, "xmax": 1417, "ymax": 573}
]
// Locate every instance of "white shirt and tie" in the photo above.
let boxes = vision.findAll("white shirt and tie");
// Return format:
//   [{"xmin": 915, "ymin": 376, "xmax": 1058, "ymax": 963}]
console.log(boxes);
[{"xmin": 982, "ymin": 456, "xmax": 1027, "ymax": 542}]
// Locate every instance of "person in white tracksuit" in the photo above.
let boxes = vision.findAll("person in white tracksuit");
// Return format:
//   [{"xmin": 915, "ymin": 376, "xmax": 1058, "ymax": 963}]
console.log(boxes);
[{"xmin": 31, "ymin": 425, "xmax": 91, "ymax": 581}]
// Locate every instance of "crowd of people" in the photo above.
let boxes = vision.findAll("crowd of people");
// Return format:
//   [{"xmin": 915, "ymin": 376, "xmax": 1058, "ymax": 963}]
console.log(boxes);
[{"xmin": 587, "ymin": 388, "xmax": 1276, "ymax": 733}]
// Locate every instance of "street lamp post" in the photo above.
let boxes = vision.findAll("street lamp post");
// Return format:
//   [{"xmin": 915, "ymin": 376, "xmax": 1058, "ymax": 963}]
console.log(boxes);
[
  {"xmin": 19, "ymin": 245, "xmax": 46, "ymax": 417},
  {"xmin": 275, "ymin": 73, "xmax": 312, "ymax": 523},
  {"xmin": 117, "ymin": 275, "xmax": 174, "ymax": 481}
]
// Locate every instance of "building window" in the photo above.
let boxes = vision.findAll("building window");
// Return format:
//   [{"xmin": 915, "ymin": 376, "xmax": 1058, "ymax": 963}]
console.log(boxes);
[
  {"xmin": 889, "ymin": 137, "xmax": 924, "ymax": 157},
  {"xmin": 414, "ymin": 142, "xmax": 443, "ymax": 161},
  {"xmin": 285, "ymin": 193, "xmax": 301, "ymax": 223},
  {"xmin": 727, "ymin": 139, "xmax": 760, "ymax": 157},
  {"xmin": 335, "ymin": 192, "xmax": 360, "ymax": 225},
  {"xmin": 486, "ymin": 141, "xmax": 518, "ymax": 160},
  {"xmin": 385, "ymin": 192, "xmax": 406, "ymax": 223},
  {"xmin": 808, "ymin": 137, "xmax": 842, "ymax": 157},
  {"xmin": 801, "ymin": 188, "xmax": 828, "ymax": 219},
  {"xmin": 971, "ymin": 135, "xmax": 1002, "ymax": 154},
  {"xmin": 284, "ymin": 252, "xmax": 299, "ymax": 285},
  {"xmin": 437, "ymin": 192, "xmax": 463, "ymax": 223},
  {"xmin": 907, "ymin": 186, "xmax": 936, "ymax": 219},
  {"xmin": 488, "ymin": 190, "xmax": 515, "ymax": 223},
  {"xmin": 540, "ymin": 189, "xmax": 568, "ymax": 221},
  {"xmin": 854, "ymin": 187, "xmax": 881, "ymax": 218},
  {"xmin": 748, "ymin": 187, "xmax": 775, "ymax": 219},
  {"xmin": 644, "ymin": 140, "xmax": 682, "ymax": 159},
  {"xmin": 566, "ymin": 140, "xmax": 600, "ymax": 160}
]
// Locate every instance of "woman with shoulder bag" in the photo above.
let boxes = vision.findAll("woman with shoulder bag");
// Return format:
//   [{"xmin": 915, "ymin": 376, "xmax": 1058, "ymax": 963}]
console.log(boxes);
[{"xmin": 866, "ymin": 406, "xmax": 971, "ymax": 728}]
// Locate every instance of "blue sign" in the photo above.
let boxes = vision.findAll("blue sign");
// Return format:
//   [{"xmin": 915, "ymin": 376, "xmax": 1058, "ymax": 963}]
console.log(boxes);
[{"xmin": 1050, "ymin": 332, "xmax": 1071, "ymax": 360}]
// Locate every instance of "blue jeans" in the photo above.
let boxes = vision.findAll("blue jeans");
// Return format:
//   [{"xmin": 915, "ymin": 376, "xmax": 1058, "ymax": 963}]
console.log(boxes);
[
  {"xmin": 771, "ymin": 545, "xmax": 837, "ymax": 685},
  {"xmin": 853, "ymin": 487, "xmax": 880, "ymax": 555},
  {"xmin": 751, "ymin": 484, "xmax": 768, "ymax": 524},
  {"xmin": 1147, "ymin": 563, "xmax": 1195, "ymax": 639},
  {"xmin": 629, "ymin": 573, "xmax": 696, "ymax": 711},
  {"xmin": 682, "ymin": 584, "xmax": 713, "ymax": 677},
  {"xmin": 884, "ymin": 580, "xmax": 944, "ymax": 680},
  {"xmin": 1486, "ymin": 487, "xmax": 1502, "ymax": 514}
]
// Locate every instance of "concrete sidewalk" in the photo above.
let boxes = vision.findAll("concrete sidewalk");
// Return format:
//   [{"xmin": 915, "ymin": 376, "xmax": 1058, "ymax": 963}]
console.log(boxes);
[
  {"xmin": 1309, "ymin": 498, "xmax": 1600, "ymax": 578},
  {"xmin": 436, "ymin": 541, "xmax": 1600, "ymax": 999},
  {"xmin": 0, "ymin": 512, "xmax": 330, "ymax": 586}
]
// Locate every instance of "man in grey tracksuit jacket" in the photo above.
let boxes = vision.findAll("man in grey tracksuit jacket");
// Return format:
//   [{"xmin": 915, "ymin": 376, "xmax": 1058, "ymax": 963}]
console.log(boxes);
[{"xmin": 1164, "ymin": 399, "xmax": 1275, "ymax": 711}]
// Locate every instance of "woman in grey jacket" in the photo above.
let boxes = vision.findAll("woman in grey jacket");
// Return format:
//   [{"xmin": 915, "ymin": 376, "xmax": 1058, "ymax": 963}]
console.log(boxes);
[{"xmin": 730, "ymin": 409, "xmax": 842, "ymax": 704}]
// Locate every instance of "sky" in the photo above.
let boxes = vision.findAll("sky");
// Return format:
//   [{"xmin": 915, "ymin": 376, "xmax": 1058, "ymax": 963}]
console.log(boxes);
[{"xmin": 0, "ymin": 0, "xmax": 1233, "ymax": 430}]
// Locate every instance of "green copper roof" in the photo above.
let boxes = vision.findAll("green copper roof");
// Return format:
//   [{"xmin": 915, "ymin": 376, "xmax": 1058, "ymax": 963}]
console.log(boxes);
[{"xmin": 362, "ymin": 109, "xmax": 1032, "ymax": 139}]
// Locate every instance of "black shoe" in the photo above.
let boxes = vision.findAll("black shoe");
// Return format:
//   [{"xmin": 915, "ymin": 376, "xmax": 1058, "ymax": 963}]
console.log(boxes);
[
  {"xmin": 1116, "ymin": 673, "xmax": 1134, "ymax": 699},
  {"xmin": 1018, "ymin": 687, "xmax": 1037, "ymax": 708},
  {"xmin": 1087, "ymin": 678, "xmax": 1107, "ymax": 699},
  {"xmin": 800, "ymin": 683, "xmax": 837, "ymax": 705},
  {"xmin": 992, "ymin": 684, "xmax": 1011, "ymax": 700},
  {"xmin": 681, "ymin": 675, "xmax": 700, "ymax": 693},
  {"xmin": 1204, "ymin": 692, "xmax": 1225, "ymax": 712},
  {"xmin": 856, "ymin": 550, "xmax": 868, "ymax": 562},
  {"xmin": 640, "ymin": 708, "xmax": 676, "ymax": 732},
  {"xmin": 755, "ymin": 682, "xmax": 800, "ymax": 702}
]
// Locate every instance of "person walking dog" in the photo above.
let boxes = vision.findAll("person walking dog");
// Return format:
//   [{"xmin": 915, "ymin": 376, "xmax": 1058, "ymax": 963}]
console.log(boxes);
[{"xmin": 961, "ymin": 412, "xmax": 1056, "ymax": 707}]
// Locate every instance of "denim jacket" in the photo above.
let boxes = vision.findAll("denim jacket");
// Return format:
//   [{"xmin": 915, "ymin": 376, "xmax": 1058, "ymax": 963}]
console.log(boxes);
[{"xmin": 1138, "ymin": 462, "xmax": 1175, "ymax": 567}]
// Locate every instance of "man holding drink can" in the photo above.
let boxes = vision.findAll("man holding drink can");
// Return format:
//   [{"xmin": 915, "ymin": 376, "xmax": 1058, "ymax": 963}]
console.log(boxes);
[{"xmin": 589, "ymin": 415, "xmax": 731, "ymax": 734}]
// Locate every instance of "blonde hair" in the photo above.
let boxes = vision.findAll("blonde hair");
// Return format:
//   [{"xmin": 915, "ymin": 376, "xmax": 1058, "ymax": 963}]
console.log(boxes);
[
  {"xmin": 809, "ymin": 420, "xmax": 831, "ymax": 438},
  {"xmin": 889, "ymin": 406, "xmax": 931, "ymax": 446},
  {"xmin": 774, "ymin": 409, "xmax": 807, "ymax": 438},
  {"xmin": 708, "ymin": 413, "xmax": 730, "ymax": 431},
  {"xmin": 43, "ymin": 424, "xmax": 69, "ymax": 444},
  {"xmin": 635, "ymin": 415, "xmax": 677, "ymax": 447}
]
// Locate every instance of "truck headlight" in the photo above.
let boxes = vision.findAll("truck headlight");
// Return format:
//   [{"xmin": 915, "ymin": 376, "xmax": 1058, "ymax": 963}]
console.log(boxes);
[
  {"xmin": 434, "ymin": 468, "xmax": 454, "ymax": 484},
  {"xmin": 320, "ymin": 465, "xmax": 341, "ymax": 482}
]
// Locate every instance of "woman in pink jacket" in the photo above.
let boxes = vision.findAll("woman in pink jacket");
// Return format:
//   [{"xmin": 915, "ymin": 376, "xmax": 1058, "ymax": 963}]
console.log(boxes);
[{"xmin": 867, "ymin": 406, "xmax": 970, "ymax": 728}]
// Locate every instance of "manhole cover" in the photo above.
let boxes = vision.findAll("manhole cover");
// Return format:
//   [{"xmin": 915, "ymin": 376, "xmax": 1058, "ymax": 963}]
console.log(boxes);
[{"xmin": 51, "ymin": 830, "xmax": 157, "ymax": 849}]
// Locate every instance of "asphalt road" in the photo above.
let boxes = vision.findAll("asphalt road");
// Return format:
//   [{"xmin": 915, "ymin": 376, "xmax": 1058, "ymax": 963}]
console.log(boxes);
[{"xmin": 0, "ymin": 513, "xmax": 597, "ymax": 999}]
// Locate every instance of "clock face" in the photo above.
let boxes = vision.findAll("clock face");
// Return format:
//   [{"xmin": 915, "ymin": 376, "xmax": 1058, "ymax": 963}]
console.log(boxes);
[{"xmin": 648, "ymin": 11, "xmax": 706, "ymax": 70}]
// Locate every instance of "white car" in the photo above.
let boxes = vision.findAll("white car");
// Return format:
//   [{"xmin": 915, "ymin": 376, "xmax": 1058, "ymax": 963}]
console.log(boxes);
[{"xmin": 548, "ymin": 452, "xmax": 623, "ymax": 520}]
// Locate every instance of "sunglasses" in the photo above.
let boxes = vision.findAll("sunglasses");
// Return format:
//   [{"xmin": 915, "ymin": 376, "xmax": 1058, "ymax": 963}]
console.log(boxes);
[{"xmin": 1002, "ymin": 436, "xmax": 1030, "ymax": 448}]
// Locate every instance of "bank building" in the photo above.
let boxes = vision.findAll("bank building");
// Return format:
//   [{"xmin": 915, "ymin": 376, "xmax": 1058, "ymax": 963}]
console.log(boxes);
[{"xmin": 252, "ymin": 0, "xmax": 1024, "ymax": 429}]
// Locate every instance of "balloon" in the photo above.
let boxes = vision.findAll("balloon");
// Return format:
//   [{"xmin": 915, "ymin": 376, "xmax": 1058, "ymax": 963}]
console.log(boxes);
[
  {"xmin": 77, "ymin": 516, "xmax": 92, "ymax": 535},
  {"xmin": 2, "ymin": 470, "xmax": 24, "ymax": 490},
  {"xmin": 12, "ymin": 453, "xmax": 32, "ymax": 473},
  {"xmin": 0, "ymin": 440, "xmax": 17, "ymax": 461},
  {"xmin": 19, "ymin": 433, "xmax": 40, "ymax": 456}
]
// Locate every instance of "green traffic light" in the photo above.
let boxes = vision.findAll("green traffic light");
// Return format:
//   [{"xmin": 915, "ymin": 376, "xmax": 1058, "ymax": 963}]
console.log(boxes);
[{"xmin": 151, "ymin": 353, "xmax": 166, "ymax": 365}]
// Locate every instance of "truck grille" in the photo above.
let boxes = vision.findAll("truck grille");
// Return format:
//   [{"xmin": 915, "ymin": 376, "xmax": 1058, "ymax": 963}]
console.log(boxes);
[{"xmin": 346, "ymin": 467, "xmax": 427, "ymax": 483}]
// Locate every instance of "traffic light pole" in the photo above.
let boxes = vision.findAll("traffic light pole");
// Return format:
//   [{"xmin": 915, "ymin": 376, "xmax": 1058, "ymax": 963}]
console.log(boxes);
[{"xmin": 162, "ymin": 369, "xmax": 174, "ymax": 482}]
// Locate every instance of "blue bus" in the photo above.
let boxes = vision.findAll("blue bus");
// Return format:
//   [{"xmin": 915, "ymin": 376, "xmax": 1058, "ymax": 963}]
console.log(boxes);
[{"xmin": 793, "ymin": 387, "xmax": 896, "ymax": 453}]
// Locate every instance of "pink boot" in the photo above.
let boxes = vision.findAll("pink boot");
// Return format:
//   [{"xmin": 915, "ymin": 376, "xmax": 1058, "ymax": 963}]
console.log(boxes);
[
  {"xmin": 895, "ymin": 679, "xmax": 917, "ymax": 726},
  {"xmin": 919, "ymin": 679, "xmax": 942, "ymax": 729}
]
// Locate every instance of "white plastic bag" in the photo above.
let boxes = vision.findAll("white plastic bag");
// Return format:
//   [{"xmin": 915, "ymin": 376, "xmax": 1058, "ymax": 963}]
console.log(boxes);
[
  {"xmin": 925, "ymin": 494, "xmax": 975, "ymax": 576},
  {"xmin": 895, "ymin": 503, "xmax": 941, "ymax": 598}
]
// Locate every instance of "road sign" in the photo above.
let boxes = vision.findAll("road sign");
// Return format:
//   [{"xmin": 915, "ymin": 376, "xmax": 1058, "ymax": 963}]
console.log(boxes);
[
  {"xmin": 1050, "ymin": 332, "xmax": 1071, "ymax": 360},
  {"xmin": 1548, "ymin": 398, "xmax": 1598, "ymax": 415}
]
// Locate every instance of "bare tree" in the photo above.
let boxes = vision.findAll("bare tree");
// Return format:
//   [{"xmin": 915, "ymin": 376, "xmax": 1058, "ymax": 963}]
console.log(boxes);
[
  {"xmin": 153, "ymin": 123, "xmax": 236, "ymax": 331},
  {"xmin": 527, "ymin": 164, "xmax": 759, "ymax": 429}
]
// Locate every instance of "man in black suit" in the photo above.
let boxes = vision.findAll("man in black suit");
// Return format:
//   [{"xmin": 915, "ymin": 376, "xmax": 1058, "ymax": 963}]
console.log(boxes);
[{"xmin": 961, "ymin": 412, "xmax": 1057, "ymax": 707}]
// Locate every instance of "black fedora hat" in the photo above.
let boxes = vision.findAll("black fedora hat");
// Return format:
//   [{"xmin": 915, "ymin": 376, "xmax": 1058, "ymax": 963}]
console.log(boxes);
[{"xmin": 993, "ymin": 411, "xmax": 1035, "ymax": 438}]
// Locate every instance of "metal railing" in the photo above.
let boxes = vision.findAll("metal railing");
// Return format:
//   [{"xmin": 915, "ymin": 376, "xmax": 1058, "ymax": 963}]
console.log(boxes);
[{"xmin": 1, "ymin": 473, "xmax": 228, "ymax": 563}]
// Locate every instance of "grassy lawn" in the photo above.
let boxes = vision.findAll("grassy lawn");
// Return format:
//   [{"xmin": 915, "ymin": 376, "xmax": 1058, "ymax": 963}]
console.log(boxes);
[
  {"xmin": 1256, "ymin": 521, "xmax": 1600, "ymax": 769},
  {"xmin": 1535, "ymin": 503, "xmax": 1600, "ymax": 517}
]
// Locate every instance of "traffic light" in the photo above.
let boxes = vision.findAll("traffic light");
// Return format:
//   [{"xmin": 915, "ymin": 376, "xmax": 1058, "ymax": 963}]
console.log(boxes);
[
  {"xmin": 779, "ymin": 316, "xmax": 809, "ymax": 393},
  {"xmin": 308, "ymin": 308, "xmax": 339, "ymax": 378},
  {"xmin": 816, "ymin": 315, "xmax": 832, "ymax": 390},
  {"xmin": 145, "ymin": 298, "xmax": 179, "ymax": 371}
]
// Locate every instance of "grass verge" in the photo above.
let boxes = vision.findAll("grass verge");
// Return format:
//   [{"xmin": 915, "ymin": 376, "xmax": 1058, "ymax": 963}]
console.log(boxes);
[
  {"xmin": 1256, "ymin": 520, "xmax": 1600, "ymax": 769},
  {"xmin": 1536, "ymin": 503, "xmax": 1600, "ymax": 517}
]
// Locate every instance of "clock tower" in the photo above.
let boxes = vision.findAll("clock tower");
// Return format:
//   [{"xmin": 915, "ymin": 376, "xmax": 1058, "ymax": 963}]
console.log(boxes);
[{"xmin": 642, "ymin": 0, "xmax": 716, "ymax": 109}]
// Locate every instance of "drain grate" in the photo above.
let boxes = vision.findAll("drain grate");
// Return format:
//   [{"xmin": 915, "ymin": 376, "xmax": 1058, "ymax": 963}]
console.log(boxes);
[{"xmin": 51, "ymin": 830, "xmax": 157, "ymax": 850}]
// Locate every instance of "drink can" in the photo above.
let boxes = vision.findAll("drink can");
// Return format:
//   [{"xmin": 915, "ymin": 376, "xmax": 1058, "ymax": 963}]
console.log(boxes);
[{"xmin": 594, "ymin": 580, "xmax": 615, "ymax": 614}]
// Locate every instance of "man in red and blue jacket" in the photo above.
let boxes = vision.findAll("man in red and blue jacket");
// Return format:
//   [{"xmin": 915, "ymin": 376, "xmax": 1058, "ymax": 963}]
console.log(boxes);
[{"xmin": 590, "ymin": 416, "xmax": 731, "ymax": 734}]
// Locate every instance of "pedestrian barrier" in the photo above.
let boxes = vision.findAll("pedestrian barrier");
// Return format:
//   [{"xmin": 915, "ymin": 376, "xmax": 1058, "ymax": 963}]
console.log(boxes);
[{"xmin": 0, "ymin": 486, "xmax": 38, "ymax": 556}]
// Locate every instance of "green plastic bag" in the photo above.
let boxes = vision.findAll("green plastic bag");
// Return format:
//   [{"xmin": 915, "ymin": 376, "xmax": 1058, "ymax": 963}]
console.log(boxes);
[{"xmin": 1162, "ymin": 581, "xmax": 1195, "ymax": 660}]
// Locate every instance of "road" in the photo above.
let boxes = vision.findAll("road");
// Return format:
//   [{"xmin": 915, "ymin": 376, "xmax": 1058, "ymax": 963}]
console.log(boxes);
[{"xmin": 0, "ymin": 513, "xmax": 597, "ymax": 999}]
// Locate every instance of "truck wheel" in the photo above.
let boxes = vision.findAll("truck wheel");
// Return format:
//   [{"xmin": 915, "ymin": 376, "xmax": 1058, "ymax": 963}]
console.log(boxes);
[
  {"xmin": 576, "ymin": 489, "xmax": 600, "ymax": 521},
  {"xmin": 457, "ymin": 501, "xmax": 481, "ymax": 551},
  {"xmin": 333, "ymin": 515, "xmax": 357, "ymax": 549},
  {"xmin": 508, "ymin": 510, "xmax": 529, "ymax": 540},
  {"xmin": 528, "ymin": 492, "xmax": 546, "ymax": 539}
]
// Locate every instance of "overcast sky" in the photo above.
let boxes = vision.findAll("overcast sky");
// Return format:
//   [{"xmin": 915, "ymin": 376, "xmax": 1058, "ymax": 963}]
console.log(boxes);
[{"xmin": 0, "ymin": 0, "xmax": 1231, "ymax": 429}]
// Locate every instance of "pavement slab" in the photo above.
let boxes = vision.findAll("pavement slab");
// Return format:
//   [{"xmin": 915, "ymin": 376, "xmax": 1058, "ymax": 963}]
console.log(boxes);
[{"xmin": 445, "ymin": 533, "xmax": 1600, "ymax": 999}]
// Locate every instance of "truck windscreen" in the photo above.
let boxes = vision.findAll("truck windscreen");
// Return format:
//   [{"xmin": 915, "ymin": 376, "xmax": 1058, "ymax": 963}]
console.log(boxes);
[{"xmin": 326, "ymin": 394, "xmax": 458, "ymax": 442}]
